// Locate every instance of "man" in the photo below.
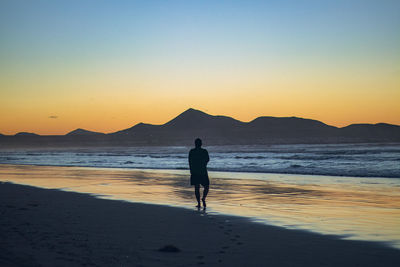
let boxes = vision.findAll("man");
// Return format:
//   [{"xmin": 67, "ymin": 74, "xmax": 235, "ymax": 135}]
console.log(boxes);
[{"xmin": 188, "ymin": 138, "xmax": 210, "ymax": 208}]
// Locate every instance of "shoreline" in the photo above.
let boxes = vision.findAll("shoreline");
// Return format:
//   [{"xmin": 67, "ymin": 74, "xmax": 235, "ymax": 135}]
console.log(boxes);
[
  {"xmin": 1, "ymin": 182, "xmax": 400, "ymax": 266},
  {"xmin": 1, "ymin": 162, "xmax": 399, "ymax": 179},
  {"xmin": 1, "ymin": 163, "xmax": 400, "ymax": 251}
]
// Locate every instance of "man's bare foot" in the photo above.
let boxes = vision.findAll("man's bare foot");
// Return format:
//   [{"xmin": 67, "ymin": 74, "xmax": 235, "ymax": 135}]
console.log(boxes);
[
  {"xmin": 202, "ymin": 198, "xmax": 206, "ymax": 208},
  {"xmin": 196, "ymin": 203, "xmax": 201, "ymax": 208}
]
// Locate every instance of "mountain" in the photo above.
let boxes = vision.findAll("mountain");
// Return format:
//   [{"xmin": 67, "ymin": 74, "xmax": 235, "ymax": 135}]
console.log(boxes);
[
  {"xmin": 112, "ymin": 123, "xmax": 158, "ymax": 136},
  {"xmin": 110, "ymin": 108, "xmax": 399, "ymax": 145},
  {"xmin": 66, "ymin": 128, "xmax": 105, "ymax": 136},
  {"xmin": 112, "ymin": 109, "xmax": 246, "ymax": 144},
  {"xmin": 163, "ymin": 108, "xmax": 244, "ymax": 130},
  {"xmin": 14, "ymin": 132, "xmax": 39, "ymax": 137},
  {"xmin": 340, "ymin": 123, "xmax": 400, "ymax": 141},
  {"xmin": 245, "ymin": 116, "xmax": 338, "ymax": 142},
  {"xmin": 1, "ymin": 108, "xmax": 399, "ymax": 147},
  {"xmin": 114, "ymin": 109, "xmax": 243, "ymax": 134}
]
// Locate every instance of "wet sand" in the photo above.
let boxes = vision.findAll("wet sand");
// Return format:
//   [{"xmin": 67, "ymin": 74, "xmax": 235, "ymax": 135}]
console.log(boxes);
[
  {"xmin": 1, "ymin": 164, "xmax": 400, "ymax": 249},
  {"xmin": 1, "ymin": 182, "xmax": 399, "ymax": 266}
]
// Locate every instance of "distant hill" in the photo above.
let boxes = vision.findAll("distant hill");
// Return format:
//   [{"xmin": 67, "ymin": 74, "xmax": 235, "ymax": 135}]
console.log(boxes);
[
  {"xmin": 340, "ymin": 123, "xmax": 400, "ymax": 140},
  {"xmin": 66, "ymin": 128, "xmax": 105, "ymax": 136},
  {"xmin": 163, "ymin": 108, "xmax": 244, "ymax": 130},
  {"xmin": 1, "ymin": 108, "xmax": 399, "ymax": 147},
  {"xmin": 111, "ymin": 109, "xmax": 246, "ymax": 144},
  {"xmin": 107, "ymin": 108, "xmax": 400, "ymax": 145},
  {"xmin": 14, "ymin": 132, "xmax": 39, "ymax": 137}
]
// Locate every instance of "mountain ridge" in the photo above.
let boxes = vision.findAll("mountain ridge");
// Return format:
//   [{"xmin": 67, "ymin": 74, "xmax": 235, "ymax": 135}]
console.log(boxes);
[
  {"xmin": 1, "ymin": 108, "xmax": 399, "ymax": 147},
  {"xmin": 66, "ymin": 128, "xmax": 105, "ymax": 136},
  {"xmin": 14, "ymin": 132, "xmax": 39, "ymax": 137}
]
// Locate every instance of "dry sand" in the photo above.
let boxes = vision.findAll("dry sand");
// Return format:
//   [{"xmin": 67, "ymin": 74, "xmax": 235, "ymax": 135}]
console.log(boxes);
[{"xmin": 1, "ymin": 182, "xmax": 399, "ymax": 267}]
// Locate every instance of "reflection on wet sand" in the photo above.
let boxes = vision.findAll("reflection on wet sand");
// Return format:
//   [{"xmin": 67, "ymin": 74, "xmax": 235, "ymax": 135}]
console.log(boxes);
[{"xmin": 1, "ymin": 164, "xmax": 400, "ymax": 248}]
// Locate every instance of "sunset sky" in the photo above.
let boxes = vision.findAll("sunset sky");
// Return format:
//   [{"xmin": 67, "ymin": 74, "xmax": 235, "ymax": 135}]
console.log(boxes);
[{"xmin": 1, "ymin": 0, "xmax": 399, "ymax": 135}]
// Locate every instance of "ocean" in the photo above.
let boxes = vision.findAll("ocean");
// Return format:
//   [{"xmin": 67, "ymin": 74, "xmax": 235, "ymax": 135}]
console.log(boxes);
[{"xmin": 1, "ymin": 143, "xmax": 399, "ymax": 178}]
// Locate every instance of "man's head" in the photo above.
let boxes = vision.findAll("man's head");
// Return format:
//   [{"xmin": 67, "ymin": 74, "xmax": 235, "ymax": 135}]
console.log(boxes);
[{"xmin": 195, "ymin": 138, "xmax": 202, "ymax": 148}]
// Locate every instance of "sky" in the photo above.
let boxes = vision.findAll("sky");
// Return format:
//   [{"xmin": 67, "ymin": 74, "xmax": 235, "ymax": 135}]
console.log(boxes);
[{"xmin": 1, "ymin": 0, "xmax": 399, "ymax": 135}]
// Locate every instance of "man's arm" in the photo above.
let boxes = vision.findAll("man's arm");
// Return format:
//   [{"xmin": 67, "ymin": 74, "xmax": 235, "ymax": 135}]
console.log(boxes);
[{"xmin": 188, "ymin": 150, "xmax": 193, "ymax": 173}]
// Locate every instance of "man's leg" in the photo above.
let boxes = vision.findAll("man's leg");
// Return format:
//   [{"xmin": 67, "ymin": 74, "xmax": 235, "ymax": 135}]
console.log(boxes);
[
  {"xmin": 194, "ymin": 184, "xmax": 201, "ymax": 207},
  {"xmin": 202, "ymin": 185, "xmax": 209, "ymax": 208}
]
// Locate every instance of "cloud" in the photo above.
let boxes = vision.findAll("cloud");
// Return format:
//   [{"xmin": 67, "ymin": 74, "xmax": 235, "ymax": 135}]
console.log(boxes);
[{"xmin": 48, "ymin": 115, "xmax": 58, "ymax": 119}]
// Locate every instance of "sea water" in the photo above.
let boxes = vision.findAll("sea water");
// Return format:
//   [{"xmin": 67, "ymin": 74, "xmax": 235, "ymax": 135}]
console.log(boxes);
[{"xmin": 0, "ymin": 143, "xmax": 399, "ymax": 178}]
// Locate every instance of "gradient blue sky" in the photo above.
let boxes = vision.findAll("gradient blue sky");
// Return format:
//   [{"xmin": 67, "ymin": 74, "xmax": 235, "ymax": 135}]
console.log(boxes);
[{"xmin": 1, "ymin": 0, "xmax": 399, "ymax": 134}]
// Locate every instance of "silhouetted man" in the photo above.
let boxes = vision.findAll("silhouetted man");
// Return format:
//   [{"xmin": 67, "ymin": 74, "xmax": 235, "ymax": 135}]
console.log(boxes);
[{"xmin": 189, "ymin": 138, "xmax": 209, "ymax": 208}]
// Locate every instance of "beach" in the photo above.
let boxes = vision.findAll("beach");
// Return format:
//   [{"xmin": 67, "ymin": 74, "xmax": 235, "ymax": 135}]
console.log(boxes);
[
  {"xmin": 1, "ymin": 182, "xmax": 400, "ymax": 267},
  {"xmin": 1, "ymin": 164, "xmax": 400, "ymax": 248},
  {"xmin": 1, "ymin": 164, "xmax": 400, "ymax": 266}
]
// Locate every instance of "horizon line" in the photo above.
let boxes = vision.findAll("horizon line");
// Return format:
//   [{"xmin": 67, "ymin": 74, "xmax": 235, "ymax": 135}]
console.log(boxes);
[{"xmin": 2, "ymin": 108, "xmax": 399, "ymax": 136}]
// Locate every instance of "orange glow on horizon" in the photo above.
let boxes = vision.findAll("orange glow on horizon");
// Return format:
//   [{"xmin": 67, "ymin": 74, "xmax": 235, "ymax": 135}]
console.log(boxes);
[{"xmin": 1, "ymin": 96, "xmax": 399, "ymax": 135}]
